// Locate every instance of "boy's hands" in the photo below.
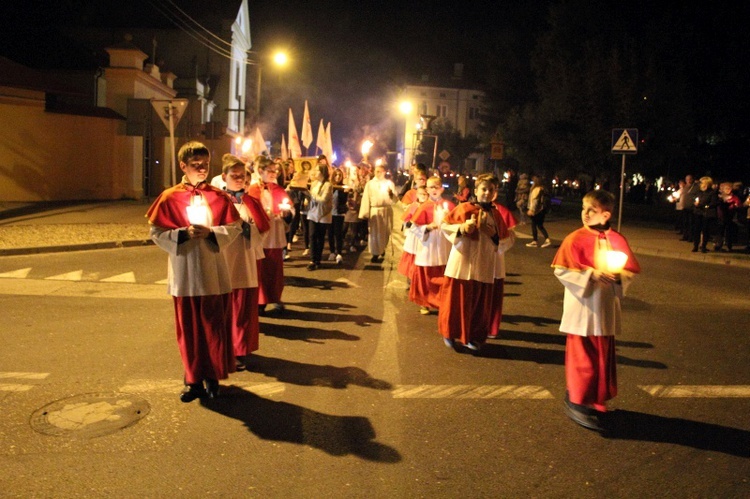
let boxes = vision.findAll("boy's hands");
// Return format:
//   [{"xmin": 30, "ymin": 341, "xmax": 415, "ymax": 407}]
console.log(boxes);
[
  {"xmin": 591, "ymin": 269, "xmax": 620, "ymax": 284},
  {"xmin": 461, "ymin": 214, "xmax": 477, "ymax": 234},
  {"xmin": 187, "ymin": 224, "xmax": 211, "ymax": 239}
]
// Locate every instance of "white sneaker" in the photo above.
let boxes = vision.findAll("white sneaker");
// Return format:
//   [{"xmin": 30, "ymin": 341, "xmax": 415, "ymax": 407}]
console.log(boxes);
[
  {"xmin": 349, "ymin": 246, "xmax": 357, "ymax": 252},
  {"xmin": 335, "ymin": 254, "xmax": 343, "ymax": 264},
  {"xmin": 541, "ymin": 239, "xmax": 552, "ymax": 248},
  {"xmin": 292, "ymin": 235, "xmax": 299, "ymax": 243},
  {"xmin": 526, "ymin": 241, "xmax": 538, "ymax": 247},
  {"xmin": 302, "ymin": 248, "xmax": 310, "ymax": 256},
  {"xmin": 328, "ymin": 253, "xmax": 337, "ymax": 261}
]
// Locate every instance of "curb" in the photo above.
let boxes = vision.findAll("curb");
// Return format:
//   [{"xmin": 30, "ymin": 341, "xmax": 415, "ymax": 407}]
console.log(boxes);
[
  {"xmin": 0, "ymin": 239, "xmax": 154, "ymax": 257},
  {"xmin": 630, "ymin": 246, "xmax": 750, "ymax": 269}
]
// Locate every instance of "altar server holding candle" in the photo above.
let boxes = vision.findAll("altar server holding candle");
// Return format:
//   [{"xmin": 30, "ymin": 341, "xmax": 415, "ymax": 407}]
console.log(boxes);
[
  {"xmin": 146, "ymin": 141, "xmax": 242, "ymax": 403},
  {"xmin": 247, "ymin": 156, "xmax": 294, "ymax": 313},
  {"xmin": 221, "ymin": 154, "xmax": 271, "ymax": 371},
  {"xmin": 408, "ymin": 176, "xmax": 455, "ymax": 314},
  {"xmin": 551, "ymin": 189, "xmax": 640, "ymax": 432}
]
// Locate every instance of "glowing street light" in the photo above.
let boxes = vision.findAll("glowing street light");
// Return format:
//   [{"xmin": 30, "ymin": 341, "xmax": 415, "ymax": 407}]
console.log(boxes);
[
  {"xmin": 399, "ymin": 101, "xmax": 413, "ymax": 115},
  {"xmin": 251, "ymin": 49, "xmax": 290, "ymax": 125}
]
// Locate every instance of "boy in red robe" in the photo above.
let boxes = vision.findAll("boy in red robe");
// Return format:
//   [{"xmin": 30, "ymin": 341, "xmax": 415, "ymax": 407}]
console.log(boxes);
[
  {"xmin": 221, "ymin": 155, "xmax": 271, "ymax": 371},
  {"xmin": 146, "ymin": 141, "xmax": 241, "ymax": 402},
  {"xmin": 438, "ymin": 174, "xmax": 511, "ymax": 351},
  {"xmin": 247, "ymin": 156, "xmax": 294, "ymax": 314},
  {"xmin": 409, "ymin": 177, "xmax": 455, "ymax": 314},
  {"xmin": 551, "ymin": 189, "xmax": 640, "ymax": 431}
]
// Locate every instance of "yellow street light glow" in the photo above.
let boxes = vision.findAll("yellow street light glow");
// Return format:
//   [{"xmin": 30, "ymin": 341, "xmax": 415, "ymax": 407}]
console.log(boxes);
[
  {"xmin": 242, "ymin": 138, "xmax": 253, "ymax": 154},
  {"xmin": 273, "ymin": 51, "xmax": 289, "ymax": 67},
  {"xmin": 399, "ymin": 101, "xmax": 413, "ymax": 115},
  {"xmin": 235, "ymin": 136, "xmax": 242, "ymax": 145}
]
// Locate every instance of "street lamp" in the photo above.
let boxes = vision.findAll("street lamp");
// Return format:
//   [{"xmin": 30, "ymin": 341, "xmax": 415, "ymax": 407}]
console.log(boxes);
[{"xmin": 249, "ymin": 49, "xmax": 289, "ymax": 126}]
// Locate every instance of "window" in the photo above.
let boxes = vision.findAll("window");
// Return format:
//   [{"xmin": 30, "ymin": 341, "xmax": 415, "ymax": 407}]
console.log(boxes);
[
  {"xmin": 235, "ymin": 64, "xmax": 241, "ymax": 101},
  {"xmin": 436, "ymin": 105, "xmax": 447, "ymax": 117},
  {"xmin": 439, "ymin": 92, "xmax": 446, "ymax": 98},
  {"xmin": 419, "ymin": 101, "xmax": 428, "ymax": 115}
]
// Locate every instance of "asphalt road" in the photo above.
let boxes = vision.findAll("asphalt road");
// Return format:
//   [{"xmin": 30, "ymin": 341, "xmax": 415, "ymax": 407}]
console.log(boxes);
[{"xmin": 0, "ymin": 235, "xmax": 748, "ymax": 497}]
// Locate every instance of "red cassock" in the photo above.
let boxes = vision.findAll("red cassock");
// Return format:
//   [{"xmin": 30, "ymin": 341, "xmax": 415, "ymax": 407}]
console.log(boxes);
[
  {"xmin": 551, "ymin": 227, "xmax": 640, "ymax": 410},
  {"xmin": 489, "ymin": 202, "xmax": 518, "ymax": 333},
  {"xmin": 228, "ymin": 194, "xmax": 271, "ymax": 359},
  {"xmin": 147, "ymin": 182, "xmax": 240, "ymax": 384},
  {"xmin": 437, "ymin": 202, "xmax": 507, "ymax": 345},
  {"xmin": 400, "ymin": 188, "xmax": 418, "ymax": 205},
  {"xmin": 409, "ymin": 199, "xmax": 455, "ymax": 309},
  {"xmin": 246, "ymin": 182, "xmax": 289, "ymax": 304},
  {"xmin": 397, "ymin": 202, "xmax": 421, "ymax": 279}
]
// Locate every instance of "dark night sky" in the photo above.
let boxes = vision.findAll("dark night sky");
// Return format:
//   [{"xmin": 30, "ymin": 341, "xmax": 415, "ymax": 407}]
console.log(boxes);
[
  {"xmin": 2, "ymin": 0, "xmax": 553, "ymax": 158},
  {"xmin": 4, "ymin": 1, "xmax": 749, "ymax": 164}
]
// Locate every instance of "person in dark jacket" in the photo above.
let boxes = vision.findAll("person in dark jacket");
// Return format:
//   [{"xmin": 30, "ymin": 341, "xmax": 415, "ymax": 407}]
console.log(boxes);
[{"xmin": 691, "ymin": 176, "xmax": 719, "ymax": 253}]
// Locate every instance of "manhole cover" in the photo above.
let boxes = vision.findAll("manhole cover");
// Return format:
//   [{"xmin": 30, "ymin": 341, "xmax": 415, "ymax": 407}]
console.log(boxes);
[{"xmin": 30, "ymin": 393, "xmax": 150, "ymax": 438}]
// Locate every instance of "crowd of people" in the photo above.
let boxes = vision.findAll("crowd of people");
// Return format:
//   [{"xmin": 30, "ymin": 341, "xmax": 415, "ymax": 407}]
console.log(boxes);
[
  {"xmin": 146, "ymin": 141, "xmax": 642, "ymax": 433},
  {"xmin": 668, "ymin": 174, "xmax": 750, "ymax": 253}
]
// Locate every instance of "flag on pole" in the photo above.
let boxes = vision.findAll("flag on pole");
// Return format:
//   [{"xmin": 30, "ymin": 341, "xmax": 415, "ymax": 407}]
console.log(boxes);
[
  {"xmin": 325, "ymin": 122, "xmax": 334, "ymax": 163},
  {"xmin": 252, "ymin": 127, "xmax": 267, "ymax": 157},
  {"xmin": 301, "ymin": 100, "xmax": 313, "ymax": 149},
  {"xmin": 280, "ymin": 134, "xmax": 288, "ymax": 161},
  {"xmin": 288, "ymin": 108, "xmax": 302, "ymax": 158},
  {"xmin": 316, "ymin": 119, "xmax": 326, "ymax": 155}
]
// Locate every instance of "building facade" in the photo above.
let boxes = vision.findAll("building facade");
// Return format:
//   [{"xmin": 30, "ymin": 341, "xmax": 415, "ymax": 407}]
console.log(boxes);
[
  {"xmin": 0, "ymin": 0, "xmax": 252, "ymax": 202},
  {"xmin": 397, "ymin": 65, "xmax": 487, "ymax": 173}
]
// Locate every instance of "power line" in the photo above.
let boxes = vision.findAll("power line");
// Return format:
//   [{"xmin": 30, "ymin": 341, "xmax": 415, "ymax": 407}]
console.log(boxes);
[{"xmin": 146, "ymin": 0, "xmax": 240, "ymax": 63}]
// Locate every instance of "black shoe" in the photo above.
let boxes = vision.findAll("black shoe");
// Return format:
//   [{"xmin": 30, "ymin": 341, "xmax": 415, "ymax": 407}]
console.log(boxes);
[
  {"xmin": 307, "ymin": 263, "xmax": 317, "ymax": 271},
  {"xmin": 700, "ymin": 247, "xmax": 708, "ymax": 253},
  {"xmin": 235, "ymin": 356, "xmax": 247, "ymax": 372},
  {"xmin": 564, "ymin": 398, "xmax": 604, "ymax": 431},
  {"xmin": 258, "ymin": 304, "xmax": 267, "ymax": 316},
  {"xmin": 691, "ymin": 247, "xmax": 698, "ymax": 253},
  {"xmin": 370, "ymin": 256, "xmax": 380, "ymax": 263},
  {"xmin": 180, "ymin": 383, "xmax": 207, "ymax": 403},
  {"xmin": 205, "ymin": 379, "xmax": 220, "ymax": 399}
]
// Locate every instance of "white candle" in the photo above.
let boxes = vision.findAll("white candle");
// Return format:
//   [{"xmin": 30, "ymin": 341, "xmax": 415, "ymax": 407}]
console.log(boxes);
[
  {"xmin": 605, "ymin": 250, "xmax": 628, "ymax": 274},
  {"xmin": 279, "ymin": 198, "xmax": 291, "ymax": 211},
  {"xmin": 186, "ymin": 194, "xmax": 211, "ymax": 226}
]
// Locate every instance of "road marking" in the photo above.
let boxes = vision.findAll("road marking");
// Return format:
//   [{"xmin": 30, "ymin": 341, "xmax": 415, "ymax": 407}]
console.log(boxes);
[
  {"xmin": 101, "ymin": 272, "xmax": 137, "ymax": 283},
  {"xmin": 639, "ymin": 385, "xmax": 750, "ymax": 398},
  {"xmin": 0, "ymin": 371, "xmax": 50, "ymax": 379},
  {"xmin": 392, "ymin": 385, "xmax": 554, "ymax": 399},
  {"xmin": 0, "ymin": 267, "xmax": 31, "ymax": 278},
  {"xmin": 0, "ymin": 372, "xmax": 50, "ymax": 392},
  {"xmin": 45, "ymin": 270, "xmax": 83, "ymax": 281},
  {"xmin": 0, "ymin": 383, "xmax": 35, "ymax": 392},
  {"xmin": 120, "ymin": 379, "xmax": 286, "ymax": 396}
]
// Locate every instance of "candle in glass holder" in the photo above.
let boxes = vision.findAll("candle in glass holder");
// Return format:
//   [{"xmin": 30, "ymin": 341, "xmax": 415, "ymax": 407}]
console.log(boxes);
[
  {"xmin": 605, "ymin": 250, "xmax": 628, "ymax": 274},
  {"xmin": 186, "ymin": 194, "xmax": 211, "ymax": 226}
]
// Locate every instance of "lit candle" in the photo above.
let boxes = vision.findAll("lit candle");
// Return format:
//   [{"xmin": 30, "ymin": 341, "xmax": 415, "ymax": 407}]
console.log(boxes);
[
  {"xmin": 279, "ymin": 198, "xmax": 291, "ymax": 212},
  {"xmin": 186, "ymin": 194, "xmax": 211, "ymax": 226},
  {"xmin": 605, "ymin": 250, "xmax": 628, "ymax": 274}
]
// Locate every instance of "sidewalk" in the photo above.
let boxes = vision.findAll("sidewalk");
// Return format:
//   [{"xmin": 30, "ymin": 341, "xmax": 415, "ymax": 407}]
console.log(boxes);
[{"xmin": 1, "ymin": 200, "xmax": 749, "ymax": 268}]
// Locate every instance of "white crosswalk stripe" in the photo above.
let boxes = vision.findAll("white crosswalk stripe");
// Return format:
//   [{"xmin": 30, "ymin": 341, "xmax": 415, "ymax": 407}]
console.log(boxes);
[
  {"xmin": 0, "ymin": 371, "xmax": 50, "ymax": 392},
  {"xmin": 392, "ymin": 385, "xmax": 554, "ymax": 399},
  {"xmin": 639, "ymin": 385, "xmax": 750, "ymax": 398}
]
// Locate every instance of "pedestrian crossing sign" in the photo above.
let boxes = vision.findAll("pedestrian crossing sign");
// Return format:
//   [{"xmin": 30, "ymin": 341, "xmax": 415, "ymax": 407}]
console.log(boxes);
[{"xmin": 611, "ymin": 128, "xmax": 638, "ymax": 154}]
